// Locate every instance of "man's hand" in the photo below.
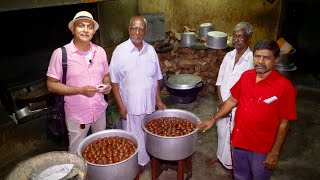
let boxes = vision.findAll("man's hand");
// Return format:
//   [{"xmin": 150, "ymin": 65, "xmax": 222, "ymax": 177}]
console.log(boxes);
[
  {"xmin": 198, "ymin": 117, "xmax": 216, "ymax": 132},
  {"xmin": 119, "ymin": 106, "xmax": 128, "ymax": 120},
  {"xmin": 264, "ymin": 152, "xmax": 279, "ymax": 170},
  {"xmin": 156, "ymin": 99, "xmax": 166, "ymax": 110},
  {"xmin": 81, "ymin": 86, "xmax": 99, "ymax": 97},
  {"xmin": 101, "ymin": 84, "xmax": 112, "ymax": 94}
]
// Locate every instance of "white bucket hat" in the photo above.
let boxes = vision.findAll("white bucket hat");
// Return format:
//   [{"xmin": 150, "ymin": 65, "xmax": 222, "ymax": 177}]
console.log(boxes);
[{"xmin": 68, "ymin": 11, "xmax": 99, "ymax": 31}]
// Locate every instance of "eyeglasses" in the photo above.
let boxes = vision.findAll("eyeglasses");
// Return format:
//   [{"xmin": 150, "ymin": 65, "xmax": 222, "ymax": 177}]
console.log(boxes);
[
  {"xmin": 254, "ymin": 54, "xmax": 273, "ymax": 61},
  {"xmin": 231, "ymin": 35, "xmax": 246, "ymax": 41},
  {"xmin": 129, "ymin": 26, "xmax": 145, "ymax": 32}
]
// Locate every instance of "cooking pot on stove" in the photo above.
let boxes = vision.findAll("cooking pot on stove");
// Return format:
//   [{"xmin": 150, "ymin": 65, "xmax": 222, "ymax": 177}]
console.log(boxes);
[
  {"xmin": 142, "ymin": 109, "xmax": 200, "ymax": 161},
  {"xmin": 77, "ymin": 129, "xmax": 139, "ymax": 180},
  {"xmin": 165, "ymin": 74, "xmax": 203, "ymax": 103}
]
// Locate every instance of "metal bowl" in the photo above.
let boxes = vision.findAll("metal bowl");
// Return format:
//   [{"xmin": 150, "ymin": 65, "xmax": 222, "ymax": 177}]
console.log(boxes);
[
  {"xmin": 142, "ymin": 109, "xmax": 200, "ymax": 161},
  {"xmin": 6, "ymin": 151, "xmax": 87, "ymax": 180},
  {"xmin": 77, "ymin": 129, "xmax": 139, "ymax": 180}
]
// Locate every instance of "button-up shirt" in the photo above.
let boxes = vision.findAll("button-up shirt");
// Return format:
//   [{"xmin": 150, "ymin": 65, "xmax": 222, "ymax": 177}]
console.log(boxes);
[
  {"xmin": 230, "ymin": 69, "xmax": 297, "ymax": 153},
  {"xmin": 46, "ymin": 40, "xmax": 109, "ymax": 124},
  {"xmin": 216, "ymin": 47, "xmax": 254, "ymax": 101}
]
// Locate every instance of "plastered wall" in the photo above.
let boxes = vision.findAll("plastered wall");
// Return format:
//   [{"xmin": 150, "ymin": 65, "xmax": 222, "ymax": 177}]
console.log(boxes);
[
  {"xmin": 139, "ymin": 0, "xmax": 282, "ymax": 47},
  {"xmin": 98, "ymin": 0, "xmax": 138, "ymax": 47}
]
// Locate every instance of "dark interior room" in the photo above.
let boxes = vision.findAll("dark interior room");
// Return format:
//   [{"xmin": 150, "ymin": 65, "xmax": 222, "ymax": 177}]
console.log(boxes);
[{"xmin": 0, "ymin": 0, "xmax": 319, "ymax": 179}]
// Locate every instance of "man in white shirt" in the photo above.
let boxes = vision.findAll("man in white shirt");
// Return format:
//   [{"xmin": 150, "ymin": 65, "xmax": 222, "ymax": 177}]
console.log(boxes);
[
  {"xmin": 207, "ymin": 22, "xmax": 254, "ymax": 170},
  {"xmin": 109, "ymin": 16, "xmax": 166, "ymax": 168}
]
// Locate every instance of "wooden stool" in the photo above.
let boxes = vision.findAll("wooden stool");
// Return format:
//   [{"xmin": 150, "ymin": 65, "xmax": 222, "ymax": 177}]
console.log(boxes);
[{"xmin": 151, "ymin": 155, "xmax": 193, "ymax": 180}]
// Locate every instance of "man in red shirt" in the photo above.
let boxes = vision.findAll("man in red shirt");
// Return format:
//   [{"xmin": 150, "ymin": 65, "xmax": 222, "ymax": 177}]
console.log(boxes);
[{"xmin": 199, "ymin": 39, "xmax": 297, "ymax": 180}]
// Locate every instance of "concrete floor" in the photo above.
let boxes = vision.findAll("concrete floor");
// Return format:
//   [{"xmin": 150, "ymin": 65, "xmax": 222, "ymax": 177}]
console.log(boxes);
[{"xmin": 1, "ymin": 71, "xmax": 320, "ymax": 180}]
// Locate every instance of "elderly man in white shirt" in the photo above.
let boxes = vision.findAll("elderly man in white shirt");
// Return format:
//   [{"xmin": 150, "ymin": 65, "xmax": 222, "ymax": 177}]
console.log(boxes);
[
  {"xmin": 207, "ymin": 22, "xmax": 254, "ymax": 170},
  {"xmin": 109, "ymin": 16, "xmax": 166, "ymax": 169}
]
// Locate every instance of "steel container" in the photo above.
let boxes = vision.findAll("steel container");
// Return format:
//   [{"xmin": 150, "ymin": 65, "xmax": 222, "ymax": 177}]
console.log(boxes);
[
  {"xmin": 205, "ymin": 31, "xmax": 228, "ymax": 49},
  {"xmin": 198, "ymin": 23, "xmax": 214, "ymax": 39},
  {"xmin": 142, "ymin": 109, "xmax": 200, "ymax": 161},
  {"xmin": 180, "ymin": 32, "xmax": 197, "ymax": 47},
  {"xmin": 165, "ymin": 74, "xmax": 203, "ymax": 103},
  {"xmin": 77, "ymin": 129, "xmax": 139, "ymax": 180},
  {"xmin": 6, "ymin": 151, "xmax": 87, "ymax": 180}
]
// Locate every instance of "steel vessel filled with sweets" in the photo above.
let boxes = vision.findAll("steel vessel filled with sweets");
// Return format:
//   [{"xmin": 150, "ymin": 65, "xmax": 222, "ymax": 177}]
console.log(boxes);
[
  {"xmin": 77, "ymin": 129, "xmax": 139, "ymax": 180},
  {"xmin": 142, "ymin": 109, "xmax": 200, "ymax": 161}
]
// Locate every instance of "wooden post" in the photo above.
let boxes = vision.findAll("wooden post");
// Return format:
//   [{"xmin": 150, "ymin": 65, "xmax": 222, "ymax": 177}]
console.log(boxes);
[
  {"xmin": 177, "ymin": 160, "xmax": 184, "ymax": 180},
  {"xmin": 186, "ymin": 156, "xmax": 192, "ymax": 179},
  {"xmin": 151, "ymin": 156, "xmax": 158, "ymax": 180}
]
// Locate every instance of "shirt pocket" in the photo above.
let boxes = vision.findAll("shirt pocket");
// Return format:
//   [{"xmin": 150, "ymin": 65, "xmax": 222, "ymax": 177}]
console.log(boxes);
[
  {"xmin": 89, "ymin": 61, "xmax": 106, "ymax": 84},
  {"xmin": 142, "ymin": 60, "xmax": 157, "ymax": 77},
  {"xmin": 255, "ymin": 97, "xmax": 279, "ymax": 131}
]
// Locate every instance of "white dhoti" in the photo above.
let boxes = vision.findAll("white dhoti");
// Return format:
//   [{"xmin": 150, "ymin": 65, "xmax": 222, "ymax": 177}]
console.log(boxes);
[
  {"xmin": 122, "ymin": 114, "xmax": 150, "ymax": 166},
  {"xmin": 216, "ymin": 109, "xmax": 235, "ymax": 170}
]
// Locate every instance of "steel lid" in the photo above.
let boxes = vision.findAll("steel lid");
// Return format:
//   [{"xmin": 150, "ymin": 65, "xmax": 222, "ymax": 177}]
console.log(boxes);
[{"xmin": 165, "ymin": 74, "xmax": 203, "ymax": 90}]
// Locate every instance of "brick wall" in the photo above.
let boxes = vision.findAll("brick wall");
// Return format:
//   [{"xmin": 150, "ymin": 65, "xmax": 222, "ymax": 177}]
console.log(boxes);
[{"xmin": 158, "ymin": 47, "xmax": 227, "ymax": 96}]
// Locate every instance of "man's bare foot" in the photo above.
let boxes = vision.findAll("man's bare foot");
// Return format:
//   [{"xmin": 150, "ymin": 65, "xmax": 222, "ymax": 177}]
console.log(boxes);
[{"xmin": 205, "ymin": 157, "xmax": 220, "ymax": 167}]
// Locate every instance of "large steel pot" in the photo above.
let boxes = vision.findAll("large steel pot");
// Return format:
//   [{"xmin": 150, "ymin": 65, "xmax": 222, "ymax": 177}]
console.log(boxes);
[
  {"xmin": 198, "ymin": 23, "xmax": 214, "ymax": 40},
  {"xmin": 205, "ymin": 31, "xmax": 228, "ymax": 49},
  {"xmin": 180, "ymin": 32, "xmax": 197, "ymax": 47},
  {"xmin": 165, "ymin": 74, "xmax": 203, "ymax": 103},
  {"xmin": 77, "ymin": 129, "xmax": 139, "ymax": 180},
  {"xmin": 142, "ymin": 109, "xmax": 200, "ymax": 161}
]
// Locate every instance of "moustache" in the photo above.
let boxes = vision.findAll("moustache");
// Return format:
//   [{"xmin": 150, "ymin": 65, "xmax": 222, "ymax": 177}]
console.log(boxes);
[{"xmin": 255, "ymin": 64, "xmax": 266, "ymax": 69}]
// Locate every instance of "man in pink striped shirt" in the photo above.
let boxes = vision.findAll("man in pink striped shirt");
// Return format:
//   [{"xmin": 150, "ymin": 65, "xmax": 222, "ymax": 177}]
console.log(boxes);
[{"xmin": 46, "ymin": 11, "xmax": 111, "ymax": 153}]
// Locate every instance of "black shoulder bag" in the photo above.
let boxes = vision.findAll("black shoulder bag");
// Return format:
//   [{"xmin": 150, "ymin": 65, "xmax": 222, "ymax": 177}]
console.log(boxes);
[{"xmin": 49, "ymin": 47, "xmax": 68, "ymax": 141}]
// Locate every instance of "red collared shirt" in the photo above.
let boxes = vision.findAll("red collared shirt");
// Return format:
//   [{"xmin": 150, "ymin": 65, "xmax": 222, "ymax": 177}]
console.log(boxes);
[
  {"xmin": 230, "ymin": 69, "xmax": 297, "ymax": 154},
  {"xmin": 47, "ymin": 40, "xmax": 109, "ymax": 124}
]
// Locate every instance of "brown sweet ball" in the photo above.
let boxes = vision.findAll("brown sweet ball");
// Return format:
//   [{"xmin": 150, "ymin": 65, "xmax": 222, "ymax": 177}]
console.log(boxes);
[
  {"xmin": 82, "ymin": 136, "xmax": 137, "ymax": 164},
  {"xmin": 145, "ymin": 117, "xmax": 196, "ymax": 137}
]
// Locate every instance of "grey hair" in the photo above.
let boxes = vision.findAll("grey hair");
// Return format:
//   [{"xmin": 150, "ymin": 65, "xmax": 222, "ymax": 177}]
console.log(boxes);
[
  {"xmin": 129, "ymin": 16, "xmax": 148, "ymax": 28},
  {"xmin": 233, "ymin": 22, "xmax": 253, "ymax": 39}
]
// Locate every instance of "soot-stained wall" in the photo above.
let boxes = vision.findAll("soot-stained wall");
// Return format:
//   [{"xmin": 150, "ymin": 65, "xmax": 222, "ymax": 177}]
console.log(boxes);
[{"xmin": 139, "ymin": 0, "xmax": 282, "ymax": 48}]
